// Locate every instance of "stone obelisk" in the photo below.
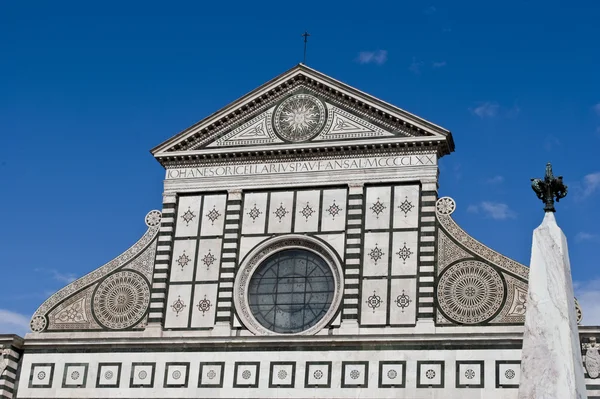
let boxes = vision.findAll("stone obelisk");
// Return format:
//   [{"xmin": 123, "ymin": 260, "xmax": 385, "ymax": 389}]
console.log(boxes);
[{"xmin": 518, "ymin": 163, "xmax": 587, "ymax": 399}]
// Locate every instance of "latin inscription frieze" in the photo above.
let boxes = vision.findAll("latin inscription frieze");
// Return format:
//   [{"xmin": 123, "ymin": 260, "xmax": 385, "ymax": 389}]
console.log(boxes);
[{"xmin": 166, "ymin": 155, "xmax": 436, "ymax": 180}]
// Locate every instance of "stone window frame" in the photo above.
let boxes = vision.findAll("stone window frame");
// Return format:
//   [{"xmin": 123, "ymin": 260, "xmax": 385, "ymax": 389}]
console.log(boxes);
[{"xmin": 233, "ymin": 234, "xmax": 344, "ymax": 336}]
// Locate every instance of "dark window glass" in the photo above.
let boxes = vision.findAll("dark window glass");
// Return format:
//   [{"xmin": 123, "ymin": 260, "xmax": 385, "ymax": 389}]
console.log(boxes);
[{"xmin": 248, "ymin": 249, "xmax": 335, "ymax": 333}]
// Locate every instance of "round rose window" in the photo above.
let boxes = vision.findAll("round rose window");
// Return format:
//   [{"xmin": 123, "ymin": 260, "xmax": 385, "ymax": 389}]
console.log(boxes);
[{"xmin": 247, "ymin": 248, "xmax": 335, "ymax": 334}]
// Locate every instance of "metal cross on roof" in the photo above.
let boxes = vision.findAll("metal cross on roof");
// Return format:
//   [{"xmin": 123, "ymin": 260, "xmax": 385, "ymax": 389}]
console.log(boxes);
[{"xmin": 302, "ymin": 31, "xmax": 310, "ymax": 64}]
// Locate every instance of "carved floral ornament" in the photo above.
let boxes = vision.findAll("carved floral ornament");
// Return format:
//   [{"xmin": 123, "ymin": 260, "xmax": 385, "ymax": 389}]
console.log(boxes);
[
  {"xmin": 233, "ymin": 234, "xmax": 344, "ymax": 336},
  {"xmin": 435, "ymin": 197, "xmax": 584, "ymax": 325},
  {"xmin": 437, "ymin": 260, "xmax": 505, "ymax": 324},
  {"xmin": 30, "ymin": 211, "xmax": 160, "ymax": 332},
  {"xmin": 435, "ymin": 197, "xmax": 529, "ymax": 279}
]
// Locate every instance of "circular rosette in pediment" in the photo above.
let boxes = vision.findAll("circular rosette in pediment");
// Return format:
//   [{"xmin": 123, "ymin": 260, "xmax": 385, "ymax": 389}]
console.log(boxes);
[
  {"xmin": 273, "ymin": 94, "xmax": 327, "ymax": 142},
  {"xmin": 437, "ymin": 260, "xmax": 505, "ymax": 324},
  {"xmin": 92, "ymin": 270, "xmax": 150, "ymax": 330}
]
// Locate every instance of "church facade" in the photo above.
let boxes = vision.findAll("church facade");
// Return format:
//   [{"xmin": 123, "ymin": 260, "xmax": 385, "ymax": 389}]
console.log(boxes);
[{"xmin": 2, "ymin": 64, "xmax": 599, "ymax": 398}]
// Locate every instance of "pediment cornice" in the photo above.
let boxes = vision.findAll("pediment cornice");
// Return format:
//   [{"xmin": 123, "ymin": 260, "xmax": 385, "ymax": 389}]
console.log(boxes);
[{"xmin": 151, "ymin": 64, "xmax": 455, "ymax": 166}]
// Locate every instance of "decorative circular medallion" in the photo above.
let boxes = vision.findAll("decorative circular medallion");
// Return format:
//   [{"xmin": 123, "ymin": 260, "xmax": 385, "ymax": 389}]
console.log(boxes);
[
  {"xmin": 273, "ymin": 94, "xmax": 326, "ymax": 142},
  {"xmin": 387, "ymin": 369, "xmax": 397, "ymax": 379},
  {"xmin": 436, "ymin": 197, "xmax": 456, "ymax": 215},
  {"xmin": 30, "ymin": 315, "xmax": 47, "ymax": 332},
  {"xmin": 104, "ymin": 371, "xmax": 114, "ymax": 380},
  {"xmin": 145, "ymin": 210, "xmax": 162, "ymax": 227},
  {"xmin": 242, "ymin": 370, "xmax": 252, "ymax": 380},
  {"xmin": 71, "ymin": 371, "xmax": 80, "ymax": 380},
  {"xmin": 138, "ymin": 370, "xmax": 147, "ymax": 380},
  {"xmin": 437, "ymin": 260, "xmax": 505, "ymax": 324},
  {"xmin": 93, "ymin": 270, "xmax": 150, "ymax": 330},
  {"xmin": 505, "ymin": 369, "xmax": 515, "ymax": 379},
  {"xmin": 234, "ymin": 235, "xmax": 343, "ymax": 336},
  {"xmin": 313, "ymin": 370, "xmax": 324, "ymax": 380},
  {"xmin": 350, "ymin": 370, "xmax": 360, "ymax": 379},
  {"xmin": 576, "ymin": 297, "xmax": 583, "ymax": 324},
  {"xmin": 425, "ymin": 369, "xmax": 436, "ymax": 379},
  {"xmin": 37, "ymin": 371, "xmax": 46, "ymax": 380},
  {"xmin": 277, "ymin": 370, "xmax": 287, "ymax": 380},
  {"xmin": 207, "ymin": 370, "xmax": 216, "ymax": 379},
  {"xmin": 465, "ymin": 369, "xmax": 475, "ymax": 379},
  {"xmin": 172, "ymin": 370, "xmax": 182, "ymax": 380}
]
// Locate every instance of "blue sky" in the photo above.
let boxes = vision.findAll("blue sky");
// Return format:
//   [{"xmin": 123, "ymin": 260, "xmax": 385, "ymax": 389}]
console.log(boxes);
[{"xmin": 1, "ymin": 1, "xmax": 599, "ymax": 335}]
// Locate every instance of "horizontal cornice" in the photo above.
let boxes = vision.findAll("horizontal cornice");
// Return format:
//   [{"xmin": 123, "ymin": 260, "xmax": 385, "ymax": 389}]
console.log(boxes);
[{"xmin": 156, "ymin": 138, "xmax": 448, "ymax": 169}]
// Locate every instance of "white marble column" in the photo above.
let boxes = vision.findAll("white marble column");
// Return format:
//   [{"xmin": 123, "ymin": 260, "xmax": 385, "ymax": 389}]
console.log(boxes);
[{"xmin": 518, "ymin": 212, "xmax": 587, "ymax": 399}]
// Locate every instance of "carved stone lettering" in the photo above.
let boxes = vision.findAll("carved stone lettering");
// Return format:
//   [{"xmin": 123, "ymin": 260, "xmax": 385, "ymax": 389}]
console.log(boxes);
[{"xmin": 166, "ymin": 155, "xmax": 436, "ymax": 180}]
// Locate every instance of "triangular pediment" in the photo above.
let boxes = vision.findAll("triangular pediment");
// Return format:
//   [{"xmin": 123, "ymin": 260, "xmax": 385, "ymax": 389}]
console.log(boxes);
[{"xmin": 151, "ymin": 64, "xmax": 454, "ymax": 162}]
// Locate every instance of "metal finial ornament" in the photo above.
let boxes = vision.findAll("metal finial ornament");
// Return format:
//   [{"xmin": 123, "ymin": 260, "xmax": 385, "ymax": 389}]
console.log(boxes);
[
  {"xmin": 301, "ymin": 31, "xmax": 310, "ymax": 64},
  {"xmin": 531, "ymin": 163, "xmax": 568, "ymax": 212}
]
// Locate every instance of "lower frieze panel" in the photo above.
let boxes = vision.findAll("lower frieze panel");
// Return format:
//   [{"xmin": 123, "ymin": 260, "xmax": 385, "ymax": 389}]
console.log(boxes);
[{"xmin": 13, "ymin": 349, "xmax": 597, "ymax": 398}]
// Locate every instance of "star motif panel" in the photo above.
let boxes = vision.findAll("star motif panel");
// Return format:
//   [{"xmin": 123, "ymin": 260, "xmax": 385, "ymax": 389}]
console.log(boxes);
[
  {"xmin": 456, "ymin": 361, "xmax": 484, "ymax": 388},
  {"xmin": 96, "ymin": 363, "xmax": 121, "ymax": 388},
  {"xmin": 164, "ymin": 363, "xmax": 189, "ymax": 388},
  {"xmin": 233, "ymin": 362, "xmax": 260, "ymax": 388},
  {"xmin": 169, "ymin": 240, "xmax": 197, "ymax": 282},
  {"xmin": 198, "ymin": 362, "xmax": 224, "ymax": 387},
  {"xmin": 294, "ymin": 190, "xmax": 320, "ymax": 232},
  {"xmin": 200, "ymin": 194, "xmax": 227, "ymax": 237},
  {"xmin": 496, "ymin": 360, "xmax": 520, "ymax": 388},
  {"xmin": 242, "ymin": 188, "xmax": 347, "ymax": 236},
  {"xmin": 305, "ymin": 362, "xmax": 331, "ymax": 388},
  {"xmin": 190, "ymin": 283, "xmax": 218, "ymax": 328},
  {"xmin": 391, "ymin": 231, "xmax": 419, "ymax": 276},
  {"xmin": 320, "ymin": 189, "xmax": 347, "ymax": 231},
  {"xmin": 360, "ymin": 279, "xmax": 388, "ymax": 326},
  {"xmin": 365, "ymin": 186, "xmax": 392, "ymax": 230},
  {"xmin": 416, "ymin": 361, "xmax": 444, "ymax": 388},
  {"xmin": 393, "ymin": 185, "xmax": 420, "ymax": 229},
  {"xmin": 129, "ymin": 363, "xmax": 155, "ymax": 388},
  {"xmin": 175, "ymin": 196, "xmax": 202, "ymax": 237},
  {"xmin": 379, "ymin": 361, "xmax": 406, "ymax": 388},
  {"xmin": 269, "ymin": 362, "xmax": 295, "ymax": 388},
  {"xmin": 164, "ymin": 285, "xmax": 192, "ymax": 329},
  {"xmin": 195, "ymin": 238, "xmax": 222, "ymax": 282},
  {"xmin": 29, "ymin": 363, "xmax": 54, "ymax": 388},
  {"xmin": 267, "ymin": 191, "xmax": 294, "ymax": 233},
  {"xmin": 62, "ymin": 363, "xmax": 88, "ymax": 388},
  {"xmin": 242, "ymin": 192, "xmax": 268, "ymax": 234},
  {"xmin": 389, "ymin": 278, "xmax": 417, "ymax": 325},
  {"xmin": 362, "ymin": 232, "xmax": 390, "ymax": 277},
  {"xmin": 341, "ymin": 361, "xmax": 369, "ymax": 387}
]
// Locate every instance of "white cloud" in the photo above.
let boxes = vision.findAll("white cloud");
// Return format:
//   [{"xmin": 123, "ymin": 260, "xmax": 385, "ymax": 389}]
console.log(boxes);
[
  {"xmin": 575, "ymin": 232, "xmax": 600, "ymax": 242},
  {"xmin": 432, "ymin": 61, "xmax": 447, "ymax": 68},
  {"xmin": 470, "ymin": 102, "xmax": 499, "ymax": 118},
  {"xmin": 409, "ymin": 57, "xmax": 424, "ymax": 75},
  {"xmin": 34, "ymin": 268, "xmax": 77, "ymax": 284},
  {"xmin": 424, "ymin": 5, "xmax": 437, "ymax": 14},
  {"xmin": 468, "ymin": 201, "xmax": 516, "ymax": 220},
  {"xmin": 357, "ymin": 50, "xmax": 388, "ymax": 65},
  {"xmin": 0, "ymin": 309, "xmax": 30, "ymax": 336},
  {"xmin": 486, "ymin": 175, "xmax": 504, "ymax": 184},
  {"xmin": 574, "ymin": 279, "xmax": 600, "ymax": 326},
  {"xmin": 593, "ymin": 103, "xmax": 600, "ymax": 116},
  {"xmin": 582, "ymin": 172, "xmax": 600, "ymax": 198}
]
